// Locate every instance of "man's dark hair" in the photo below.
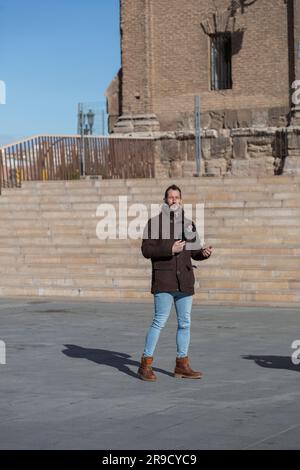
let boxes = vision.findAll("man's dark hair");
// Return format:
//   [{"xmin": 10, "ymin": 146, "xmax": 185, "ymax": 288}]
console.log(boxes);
[{"xmin": 164, "ymin": 184, "xmax": 182, "ymax": 200}]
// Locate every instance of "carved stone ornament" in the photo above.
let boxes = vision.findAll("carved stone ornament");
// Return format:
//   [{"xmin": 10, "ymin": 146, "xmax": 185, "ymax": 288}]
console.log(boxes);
[
  {"xmin": 201, "ymin": 1, "xmax": 257, "ymax": 35},
  {"xmin": 201, "ymin": 7, "xmax": 236, "ymax": 35}
]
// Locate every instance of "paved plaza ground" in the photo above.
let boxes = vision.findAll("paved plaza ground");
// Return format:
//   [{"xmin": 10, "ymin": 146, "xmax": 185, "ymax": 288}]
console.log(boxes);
[{"xmin": 0, "ymin": 297, "xmax": 300, "ymax": 450}]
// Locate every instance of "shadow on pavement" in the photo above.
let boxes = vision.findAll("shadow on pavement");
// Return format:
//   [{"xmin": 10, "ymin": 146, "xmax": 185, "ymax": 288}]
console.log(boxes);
[
  {"xmin": 62, "ymin": 344, "xmax": 174, "ymax": 379},
  {"xmin": 243, "ymin": 355, "xmax": 300, "ymax": 372}
]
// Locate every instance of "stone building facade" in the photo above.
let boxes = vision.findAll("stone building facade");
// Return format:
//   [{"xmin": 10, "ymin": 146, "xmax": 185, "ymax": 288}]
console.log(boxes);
[{"xmin": 106, "ymin": 0, "xmax": 300, "ymax": 177}]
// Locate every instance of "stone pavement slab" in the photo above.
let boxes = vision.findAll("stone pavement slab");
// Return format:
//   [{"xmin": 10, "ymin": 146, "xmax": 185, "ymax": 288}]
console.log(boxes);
[{"xmin": 0, "ymin": 297, "xmax": 300, "ymax": 450}]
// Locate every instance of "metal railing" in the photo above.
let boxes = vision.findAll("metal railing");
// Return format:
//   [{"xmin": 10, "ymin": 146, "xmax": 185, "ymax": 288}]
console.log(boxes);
[{"xmin": 0, "ymin": 135, "xmax": 155, "ymax": 193}]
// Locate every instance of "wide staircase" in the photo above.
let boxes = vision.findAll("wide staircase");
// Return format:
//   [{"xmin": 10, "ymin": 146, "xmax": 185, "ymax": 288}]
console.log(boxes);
[{"xmin": 0, "ymin": 176, "xmax": 300, "ymax": 306}]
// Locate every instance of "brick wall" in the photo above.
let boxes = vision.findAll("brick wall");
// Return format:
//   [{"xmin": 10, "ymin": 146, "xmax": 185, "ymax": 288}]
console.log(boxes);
[{"xmin": 119, "ymin": 0, "xmax": 290, "ymax": 130}]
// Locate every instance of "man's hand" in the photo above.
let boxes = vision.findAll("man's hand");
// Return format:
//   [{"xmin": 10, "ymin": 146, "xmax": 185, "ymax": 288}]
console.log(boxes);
[
  {"xmin": 172, "ymin": 240, "xmax": 186, "ymax": 254},
  {"xmin": 201, "ymin": 246, "xmax": 213, "ymax": 258}
]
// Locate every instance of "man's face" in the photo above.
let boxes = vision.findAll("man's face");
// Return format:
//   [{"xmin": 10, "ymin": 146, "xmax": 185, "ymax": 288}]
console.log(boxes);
[{"xmin": 165, "ymin": 189, "xmax": 182, "ymax": 208}]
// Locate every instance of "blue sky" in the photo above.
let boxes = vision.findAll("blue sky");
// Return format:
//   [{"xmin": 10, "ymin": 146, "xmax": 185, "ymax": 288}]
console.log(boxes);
[{"xmin": 0, "ymin": 0, "xmax": 120, "ymax": 145}]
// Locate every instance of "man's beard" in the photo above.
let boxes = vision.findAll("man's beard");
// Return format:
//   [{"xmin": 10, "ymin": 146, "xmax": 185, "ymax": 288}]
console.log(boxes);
[{"xmin": 169, "ymin": 203, "xmax": 180, "ymax": 212}]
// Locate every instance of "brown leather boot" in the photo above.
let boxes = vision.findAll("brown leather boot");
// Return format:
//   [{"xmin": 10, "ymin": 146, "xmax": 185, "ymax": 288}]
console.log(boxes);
[
  {"xmin": 174, "ymin": 356, "xmax": 203, "ymax": 379},
  {"xmin": 138, "ymin": 356, "xmax": 157, "ymax": 381}
]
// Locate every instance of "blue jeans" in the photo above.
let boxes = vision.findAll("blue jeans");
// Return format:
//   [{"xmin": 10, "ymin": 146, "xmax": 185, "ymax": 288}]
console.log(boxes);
[{"xmin": 143, "ymin": 292, "xmax": 193, "ymax": 358}]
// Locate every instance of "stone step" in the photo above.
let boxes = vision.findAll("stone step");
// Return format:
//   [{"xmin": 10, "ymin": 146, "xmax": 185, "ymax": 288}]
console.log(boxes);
[
  {"xmin": 0, "ymin": 264, "xmax": 298, "ymax": 279},
  {"xmin": 20, "ymin": 180, "xmax": 300, "ymax": 189},
  {"xmin": 19, "ymin": 175, "xmax": 300, "ymax": 187},
  {"xmin": 19, "ymin": 176, "xmax": 300, "ymax": 188},
  {"xmin": 100, "ymin": 176, "xmax": 300, "ymax": 186},
  {"xmin": 0, "ymin": 273, "xmax": 298, "ymax": 291},
  {"xmin": 2, "ymin": 203, "xmax": 300, "ymax": 218},
  {"xmin": 0, "ymin": 210, "xmax": 300, "ymax": 228},
  {"xmin": 0, "ymin": 204, "xmax": 300, "ymax": 217},
  {"xmin": 0, "ymin": 254, "xmax": 298, "ymax": 269},
  {"xmin": 1, "ymin": 236, "xmax": 300, "ymax": 248},
  {"xmin": 0, "ymin": 275, "xmax": 149, "ymax": 288},
  {"xmin": 130, "ymin": 192, "xmax": 300, "ymax": 202},
  {"xmin": 6, "ymin": 200, "xmax": 299, "ymax": 210},
  {"xmin": 2, "ymin": 194, "xmax": 300, "ymax": 209},
  {"xmin": 2, "ymin": 190, "xmax": 300, "ymax": 203},
  {"xmin": 0, "ymin": 242, "xmax": 300, "ymax": 255},
  {"xmin": 0, "ymin": 235, "xmax": 299, "ymax": 248},
  {"xmin": 0, "ymin": 195, "xmax": 102, "ymax": 204},
  {"xmin": 0, "ymin": 245, "xmax": 299, "ymax": 256},
  {"xmin": 193, "ymin": 290, "xmax": 300, "ymax": 305},
  {"xmin": 21, "ymin": 180, "xmax": 99, "ymax": 188},
  {"xmin": 0, "ymin": 285, "xmax": 299, "ymax": 307},
  {"xmin": 2, "ymin": 182, "xmax": 300, "ymax": 195},
  {"xmin": 1, "ymin": 224, "xmax": 300, "ymax": 237},
  {"xmin": 134, "ymin": 189, "xmax": 299, "ymax": 199},
  {"xmin": 1, "ymin": 236, "xmax": 299, "ymax": 247},
  {"xmin": 206, "ymin": 237, "xmax": 300, "ymax": 245},
  {"xmin": 1, "ymin": 195, "xmax": 300, "ymax": 207},
  {"xmin": 127, "ymin": 182, "xmax": 300, "ymax": 193}
]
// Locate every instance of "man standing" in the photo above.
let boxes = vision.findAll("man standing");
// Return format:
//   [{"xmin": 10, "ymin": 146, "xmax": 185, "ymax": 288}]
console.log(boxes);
[{"xmin": 138, "ymin": 185, "xmax": 212, "ymax": 381}]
